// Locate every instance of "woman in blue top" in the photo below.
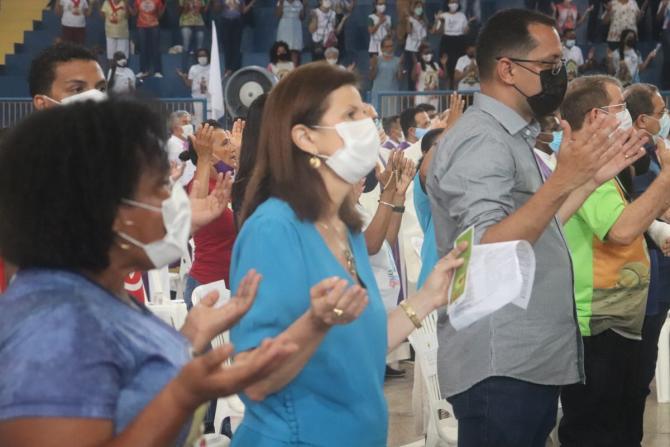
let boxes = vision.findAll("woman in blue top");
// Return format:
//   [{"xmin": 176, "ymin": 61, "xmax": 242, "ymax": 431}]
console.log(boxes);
[
  {"xmin": 230, "ymin": 63, "xmax": 466, "ymax": 446},
  {"xmin": 0, "ymin": 99, "xmax": 296, "ymax": 447}
]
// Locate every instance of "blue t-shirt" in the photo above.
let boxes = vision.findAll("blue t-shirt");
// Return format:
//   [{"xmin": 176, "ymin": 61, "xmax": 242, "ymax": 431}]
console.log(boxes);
[
  {"xmin": 230, "ymin": 198, "xmax": 388, "ymax": 446},
  {"xmin": 0, "ymin": 269, "xmax": 193, "ymax": 445},
  {"xmin": 413, "ymin": 174, "xmax": 438, "ymax": 289}
]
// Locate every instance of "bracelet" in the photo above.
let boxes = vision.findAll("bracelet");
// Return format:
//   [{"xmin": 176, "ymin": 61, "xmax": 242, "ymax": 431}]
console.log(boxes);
[
  {"xmin": 379, "ymin": 200, "xmax": 405, "ymax": 213},
  {"xmin": 399, "ymin": 301, "xmax": 422, "ymax": 329}
]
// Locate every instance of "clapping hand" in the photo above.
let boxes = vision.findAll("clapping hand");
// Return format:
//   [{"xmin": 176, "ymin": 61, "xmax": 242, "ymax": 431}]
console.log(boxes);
[
  {"xmin": 308, "ymin": 277, "xmax": 369, "ymax": 329},
  {"xmin": 190, "ymin": 123, "xmax": 215, "ymax": 159}
]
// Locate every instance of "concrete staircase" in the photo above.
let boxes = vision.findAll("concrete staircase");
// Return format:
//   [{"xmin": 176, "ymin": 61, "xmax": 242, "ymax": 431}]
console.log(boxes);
[{"xmin": 0, "ymin": 0, "xmax": 47, "ymax": 65}]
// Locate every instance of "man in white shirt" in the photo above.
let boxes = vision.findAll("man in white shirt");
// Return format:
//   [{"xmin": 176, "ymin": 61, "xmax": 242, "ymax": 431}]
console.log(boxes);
[
  {"xmin": 55, "ymin": 0, "xmax": 90, "ymax": 45},
  {"xmin": 166, "ymin": 110, "xmax": 196, "ymax": 186}
]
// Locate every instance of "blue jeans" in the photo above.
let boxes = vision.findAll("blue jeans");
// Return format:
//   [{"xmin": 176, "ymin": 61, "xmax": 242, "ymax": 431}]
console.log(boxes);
[
  {"xmin": 181, "ymin": 26, "xmax": 206, "ymax": 70},
  {"xmin": 183, "ymin": 274, "xmax": 217, "ymax": 428},
  {"xmin": 137, "ymin": 26, "xmax": 162, "ymax": 74},
  {"xmin": 448, "ymin": 376, "xmax": 560, "ymax": 447}
]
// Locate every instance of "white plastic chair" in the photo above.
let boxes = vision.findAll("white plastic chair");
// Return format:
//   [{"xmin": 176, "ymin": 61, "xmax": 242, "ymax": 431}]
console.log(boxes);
[
  {"xmin": 407, "ymin": 311, "xmax": 458, "ymax": 447},
  {"xmin": 191, "ymin": 280, "xmax": 245, "ymax": 437},
  {"xmin": 656, "ymin": 313, "xmax": 670, "ymax": 403},
  {"xmin": 147, "ymin": 266, "xmax": 172, "ymax": 304}
]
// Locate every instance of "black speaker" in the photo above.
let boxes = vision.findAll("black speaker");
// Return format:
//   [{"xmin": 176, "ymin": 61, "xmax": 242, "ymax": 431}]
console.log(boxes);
[{"xmin": 224, "ymin": 66, "xmax": 276, "ymax": 119}]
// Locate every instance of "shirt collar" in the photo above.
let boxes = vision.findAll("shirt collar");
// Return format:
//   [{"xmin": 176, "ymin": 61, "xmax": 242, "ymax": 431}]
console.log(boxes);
[{"xmin": 473, "ymin": 92, "xmax": 539, "ymax": 137}]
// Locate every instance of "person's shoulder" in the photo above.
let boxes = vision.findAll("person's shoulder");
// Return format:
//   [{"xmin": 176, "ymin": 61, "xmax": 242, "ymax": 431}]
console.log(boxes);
[{"xmin": 243, "ymin": 198, "xmax": 300, "ymax": 230}]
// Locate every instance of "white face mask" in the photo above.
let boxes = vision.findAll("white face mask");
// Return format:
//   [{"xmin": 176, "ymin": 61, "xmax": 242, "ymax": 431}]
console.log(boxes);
[
  {"xmin": 322, "ymin": 0, "xmax": 332, "ymax": 8},
  {"xmin": 422, "ymin": 53, "xmax": 433, "ymax": 62},
  {"xmin": 326, "ymin": 58, "xmax": 338, "ymax": 65},
  {"xmin": 198, "ymin": 56, "xmax": 208, "ymax": 66},
  {"xmin": 448, "ymin": 3, "xmax": 458, "ymax": 11},
  {"xmin": 117, "ymin": 58, "xmax": 128, "ymax": 67},
  {"xmin": 616, "ymin": 109, "xmax": 633, "ymax": 131},
  {"xmin": 315, "ymin": 118, "xmax": 381, "ymax": 184},
  {"xmin": 564, "ymin": 39, "xmax": 575, "ymax": 49},
  {"xmin": 118, "ymin": 184, "xmax": 192, "ymax": 269},
  {"xmin": 376, "ymin": 4, "xmax": 386, "ymax": 13},
  {"xmin": 181, "ymin": 124, "xmax": 194, "ymax": 137},
  {"xmin": 46, "ymin": 88, "xmax": 108, "ymax": 106}
]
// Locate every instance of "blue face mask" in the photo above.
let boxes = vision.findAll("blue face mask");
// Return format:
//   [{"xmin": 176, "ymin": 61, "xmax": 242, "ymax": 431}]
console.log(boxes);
[
  {"xmin": 415, "ymin": 127, "xmax": 429, "ymax": 140},
  {"xmin": 549, "ymin": 130, "xmax": 563, "ymax": 153}
]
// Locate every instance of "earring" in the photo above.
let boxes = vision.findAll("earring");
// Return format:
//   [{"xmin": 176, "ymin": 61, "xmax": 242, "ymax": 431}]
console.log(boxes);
[
  {"xmin": 124, "ymin": 220, "xmax": 134, "ymax": 226},
  {"xmin": 310, "ymin": 153, "xmax": 322, "ymax": 169},
  {"xmin": 118, "ymin": 242, "xmax": 131, "ymax": 251}
]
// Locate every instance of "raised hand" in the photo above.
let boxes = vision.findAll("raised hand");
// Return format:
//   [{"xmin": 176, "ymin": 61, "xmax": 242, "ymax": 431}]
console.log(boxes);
[
  {"xmin": 180, "ymin": 269, "xmax": 262, "ymax": 353},
  {"xmin": 189, "ymin": 123, "xmax": 215, "ymax": 159},
  {"xmin": 170, "ymin": 160, "xmax": 186, "ymax": 183},
  {"xmin": 190, "ymin": 172, "xmax": 234, "ymax": 232},
  {"xmin": 591, "ymin": 127, "xmax": 647, "ymax": 186},
  {"xmin": 308, "ymin": 277, "xmax": 369, "ymax": 329},
  {"xmin": 230, "ymin": 119, "xmax": 245, "ymax": 150},
  {"xmin": 172, "ymin": 336, "xmax": 298, "ymax": 407},
  {"xmin": 446, "ymin": 92, "xmax": 465, "ymax": 129},
  {"xmin": 394, "ymin": 156, "xmax": 416, "ymax": 197},
  {"xmin": 376, "ymin": 149, "xmax": 401, "ymax": 190}
]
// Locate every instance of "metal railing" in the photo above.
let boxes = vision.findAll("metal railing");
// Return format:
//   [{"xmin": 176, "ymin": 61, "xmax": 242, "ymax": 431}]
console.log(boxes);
[{"xmin": 0, "ymin": 98, "xmax": 208, "ymax": 128}]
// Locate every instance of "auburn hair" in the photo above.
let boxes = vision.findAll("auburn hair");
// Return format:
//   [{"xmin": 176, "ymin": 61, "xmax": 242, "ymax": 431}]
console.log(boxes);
[{"xmin": 240, "ymin": 62, "xmax": 363, "ymax": 232}]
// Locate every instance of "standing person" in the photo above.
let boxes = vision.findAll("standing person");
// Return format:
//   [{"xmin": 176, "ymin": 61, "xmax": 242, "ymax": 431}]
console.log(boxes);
[
  {"xmin": 215, "ymin": 0, "xmax": 251, "ymax": 76},
  {"xmin": 55, "ymin": 0, "xmax": 91, "ymax": 45},
  {"xmin": 228, "ymin": 61, "xmax": 465, "ymax": 447},
  {"xmin": 0, "ymin": 98, "xmax": 296, "ymax": 447},
  {"xmin": 603, "ymin": 0, "xmax": 646, "ymax": 50},
  {"xmin": 427, "ymin": 9, "xmax": 646, "ymax": 446},
  {"xmin": 107, "ymin": 50, "xmax": 136, "ymax": 94},
  {"xmin": 308, "ymin": 0, "xmax": 337, "ymax": 61},
  {"xmin": 177, "ymin": 48, "xmax": 212, "ymax": 122},
  {"xmin": 524, "ymin": 0, "xmax": 553, "ymax": 15},
  {"xmin": 267, "ymin": 40, "xmax": 295, "ymax": 81},
  {"xmin": 433, "ymin": 0, "xmax": 473, "ymax": 89},
  {"xmin": 100, "ymin": 0, "xmax": 131, "ymax": 66},
  {"xmin": 562, "ymin": 27, "xmax": 596, "ymax": 81},
  {"xmin": 552, "ymin": 0, "xmax": 594, "ymax": 34},
  {"xmin": 659, "ymin": 0, "xmax": 670, "ymax": 89},
  {"xmin": 368, "ymin": 0, "xmax": 392, "ymax": 57},
  {"xmin": 129, "ymin": 0, "xmax": 165, "ymax": 78},
  {"xmin": 623, "ymin": 82, "xmax": 670, "ymax": 446},
  {"xmin": 276, "ymin": 0, "xmax": 305, "ymax": 66},
  {"xmin": 178, "ymin": 0, "xmax": 209, "ymax": 71},
  {"xmin": 166, "ymin": 110, "xmax": 196, "ymax": 186},
  {"xmin": 558, "ymin": 75, "xmax": 669, "ymax": 447},
  {"xmin": 453, "ymin": 41, "xmax": 479, "ymax": 92},
  {"xmin": 607, "ymin": 29, "xmax": 658, "ymax": 86},
  {"xmin": 333, "ymin": 0, "xmax": 355, "ymax": 64},
  {"xmin": 413, "ymin": 42, "xmax": 447, "ymax": 109},
  {"xmin": 404, "ymin": 0, "xmax": 428, "ymax": 90},
  {"xmin": 370, "ymin": 36, "xmax": 403, "ymax": 117}
]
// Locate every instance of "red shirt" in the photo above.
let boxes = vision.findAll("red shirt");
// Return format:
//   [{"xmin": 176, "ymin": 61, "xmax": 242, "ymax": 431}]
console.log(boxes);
[
  {"xmin": 188, "ymin": 178, "xmax": 237, "ymax": 285},
  {"xmin": 135, "ymin": 0, "xmax": 163, "ymax": 27},
  {"xmin": 0, "ymin": 259, "xmax": 6, "ymax": 293}
]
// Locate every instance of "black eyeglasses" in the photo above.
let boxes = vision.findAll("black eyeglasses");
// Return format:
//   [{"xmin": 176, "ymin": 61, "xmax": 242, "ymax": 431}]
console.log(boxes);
[{"xmin": 496, "ymin": 57, "xmax": 566, "ymax": 75}]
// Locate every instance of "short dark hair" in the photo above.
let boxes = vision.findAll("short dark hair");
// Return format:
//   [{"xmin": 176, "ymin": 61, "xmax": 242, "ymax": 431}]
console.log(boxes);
[
  {"xmin": 420, "ymin": 128, "xmax": 444, "ymax": 154},
  {"xmin": 269, "ymin": 40, "xmax": 290, "ymax": 64},
  {"xmin": 560, "ymin": 75, "xmax": 621, "ymax": 131},
  {"xmin": 0, "ymin": 99, "xmax": 169, "ymax": 271},
  {"xmin": 624, "ymin": 83, "xmax": 659, "ymax": 121},
  {"xmin": 28, "ymin": 42, "xmax": 98, "ymax": 96},
  {"xmin": 415, "ymin": 103, "xmax": 436, "ymax": 114},
  {"xmin": 400, "ymin": 107, "xmax": 420, "ymax": 136},
  {"xmin": 476, "ymin": 8, "xmax": 556, "ymax": 82},
  {"xmin": 382, "ymin": 115, "xmax": 399, "ymax": 134}
]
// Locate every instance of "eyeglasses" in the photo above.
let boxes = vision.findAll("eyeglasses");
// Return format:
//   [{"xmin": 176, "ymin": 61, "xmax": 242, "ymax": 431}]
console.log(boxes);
[
  {"xmin": 497, "ymin": 57, "xmax": 566, "ymax": 75},
  {"xmin": 599, "ymin": 103, "xmax": 627, "ymax": 114}
]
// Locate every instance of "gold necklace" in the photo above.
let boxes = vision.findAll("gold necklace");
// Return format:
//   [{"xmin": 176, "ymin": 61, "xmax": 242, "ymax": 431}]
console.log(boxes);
[{"xmin": 317, "ymin": 221, "xmax": 357, "ymax": 279}]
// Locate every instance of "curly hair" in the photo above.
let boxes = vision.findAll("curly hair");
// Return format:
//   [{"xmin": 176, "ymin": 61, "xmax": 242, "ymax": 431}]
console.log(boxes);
[{"xmin": 0, "ymin": 99, "xmax": 169, "ymax": 271}]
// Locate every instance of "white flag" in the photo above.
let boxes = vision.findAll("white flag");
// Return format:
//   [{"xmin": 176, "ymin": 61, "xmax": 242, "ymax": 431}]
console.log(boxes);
[{"xmin": 209, "ymin": 21, "xmax": 225, "ymax": 120}]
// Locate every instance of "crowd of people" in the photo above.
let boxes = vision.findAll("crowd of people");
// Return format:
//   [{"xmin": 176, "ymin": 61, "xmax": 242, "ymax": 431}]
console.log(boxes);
[
  {"xmin": 49, "ymin": 0, "xmax": 670, "ymax": 104},
  {"xmin": 1, "ymin": 4, "xmax": 670, "ymax": 447}
]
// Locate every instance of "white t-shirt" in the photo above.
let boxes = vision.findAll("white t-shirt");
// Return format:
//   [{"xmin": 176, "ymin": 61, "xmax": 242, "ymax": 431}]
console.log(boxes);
[
  {"xmin": 454, "ymin": 54, "xmax": 480, "ymax": 91},
  {"xmin": 368, "ymin": 14, "xmax": 392, "ymax": 53},
  {"xmin": 188, "ymin": 64, "xmax": 210, "ymax": 99},
  {"xmin": 438, "ymin": 11, "xmax": 467, "ymax": 36},
  {"xmin": 611, "ymin": 48, "xmax": 641, "ymax": 84},
  {"xmin": 357, "ymin": 204, "xmax": 401, "ymax": 313},
  {"xmin": 563, "ymin": 45, "xmax": 584, "ymax": 79},
  {"xmin": 405, "ymin": 16, "xmax": 427, "ymax": 52},
  {"xmin": 60, "ymin": 0, "xmax": 89, "ymax": 27},
  {"xmin": 166, "ymin": 135, "xmax": 196, "ymax": 186},
  {"xmin": 107, "ymin": 66, "xmax": 136, "ymax": 94},
  {"xmin": 268, "ymin": 61, "xmax": 295, "ymax": 80},
  {"xmin": 311, "ymin": 8, "xmax": 336, "ymax": 44}
]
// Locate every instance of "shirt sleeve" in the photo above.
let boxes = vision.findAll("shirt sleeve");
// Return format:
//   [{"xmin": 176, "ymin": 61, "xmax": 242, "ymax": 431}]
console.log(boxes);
[
  {"xmin": 187, "ymin": 65, "xmax": 196, "ymax": 81},
  {"xmin": 454, "ymin": 56, "xmax": 466, "ymax": 72},
  {"xmin": 575, "ymin": 180, "xmax": 626, "ymax": 241},
  {"xmin": 429, "ymin": 133, "xmax": 516, "ymax": 244},
  {"xmin": 0, "ymin": 301, "xmax": 123, "ymax": 421},
  {"xmin": 230, "ymin": 214, "xmax": 310, "ymax": 353}
]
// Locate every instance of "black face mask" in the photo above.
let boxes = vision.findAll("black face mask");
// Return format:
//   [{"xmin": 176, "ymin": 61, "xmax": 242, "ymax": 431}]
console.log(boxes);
[
  {"xmin": 513, "ymin": 62, "xmax": 568, "ymax": 118},
  {"xmin": 278, "ymin": 53, "xmax": 290, "ymax": 61}
]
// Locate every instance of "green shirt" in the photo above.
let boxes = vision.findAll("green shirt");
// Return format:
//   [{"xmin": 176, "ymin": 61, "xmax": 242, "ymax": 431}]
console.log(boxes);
[
  {"xmin": 563, "ymin": 179, "xmax": 650, "ymax": 338},
  {"xmin": 179, "ymin": 0, "xmax": 207, "ymax": 27}
]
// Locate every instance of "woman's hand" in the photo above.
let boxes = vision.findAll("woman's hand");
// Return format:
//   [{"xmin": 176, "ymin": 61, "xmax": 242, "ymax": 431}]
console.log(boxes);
[
  {"xmin": 180, "ymin": 269, "xmax": 261, "ymax": 353},
  {"xmin": 171, "ymin": 337, "xmax": 298, "ymax": 409},
  {"xmin": 230, "ymin": 118, "xmax": 245, "ymax": 150},
  {"xmin": 394, "ymin": 156, "xmax": 416, "ymax": 199},
  {"xmin": 420, "ymin": 241, "xmax": 468, "ymax": 310},
  {"xmin": 189, "ymin": 123, "xmax": 215, "ymax": 160},
  {"xmin": 308, "ymin": 277, "xmax": 369, "ymax": 330},
  {"xmin": 190, "ymin": 172, "xmax": 233, "ymax": 232},
  {"xmin": 376, "ymin": 149, "xmax": 402, "ymax": 191},
  {"xmin": 169, "ymin": 160, "xmax": 186, "ymax": 183}
]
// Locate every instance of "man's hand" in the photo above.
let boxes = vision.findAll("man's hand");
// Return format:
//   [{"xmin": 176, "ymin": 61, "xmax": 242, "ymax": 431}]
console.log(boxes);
[{"xmin": 590, "ymin": 127, "xmax": 648, "ymax": 186}]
